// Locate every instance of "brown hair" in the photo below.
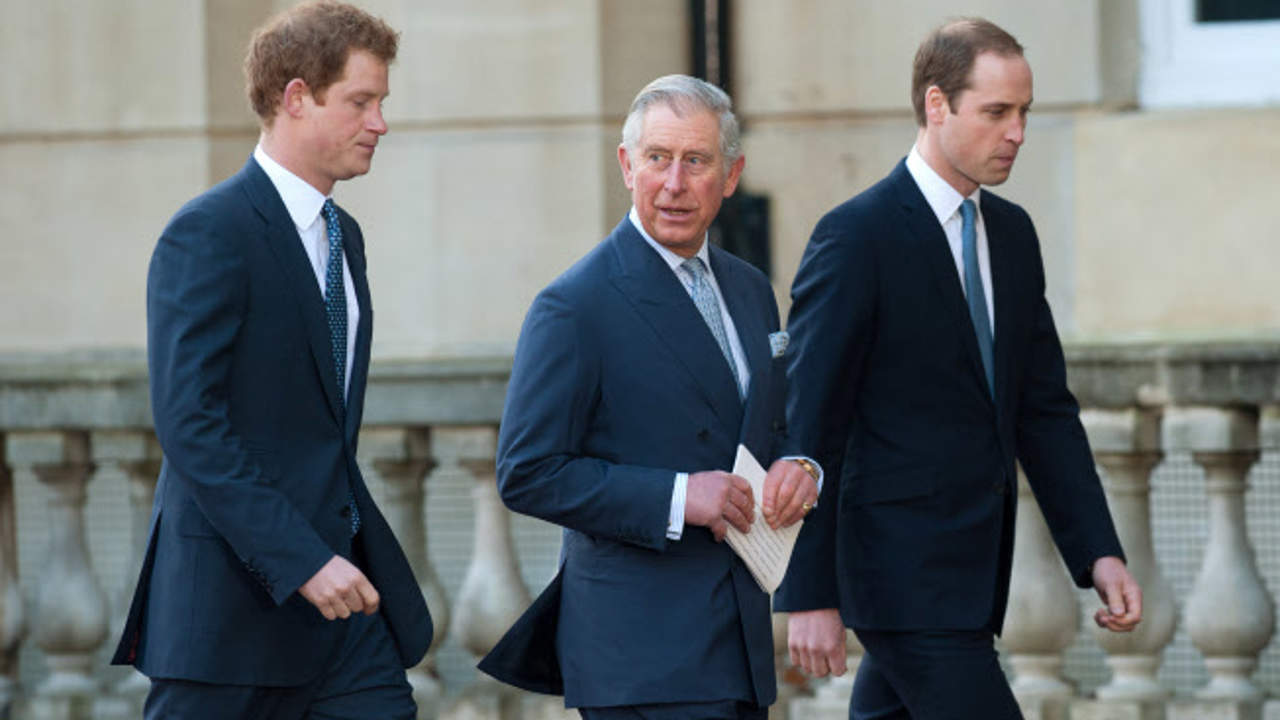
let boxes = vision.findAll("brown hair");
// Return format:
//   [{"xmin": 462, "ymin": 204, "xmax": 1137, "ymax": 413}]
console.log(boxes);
[
  {"xmin": 911, "ymin": 18, "xmax": 1023, "ymax": 127},
  {"xmin": 244, "ymin": 1, "xmax": 399, "ymax": 124}
]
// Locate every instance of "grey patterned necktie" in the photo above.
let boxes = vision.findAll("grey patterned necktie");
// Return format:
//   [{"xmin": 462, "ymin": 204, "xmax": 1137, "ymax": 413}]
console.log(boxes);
[
  {"xmin": 961, "ymin": 199, "xmax": 994, "ymax": 397},
  {"xmin": 681, "ymin": 257, "xmax": 743, "ymax": 398},
  {"xmin": 320, "ymin": 199, "xmax": 360, "ymax": 536}
]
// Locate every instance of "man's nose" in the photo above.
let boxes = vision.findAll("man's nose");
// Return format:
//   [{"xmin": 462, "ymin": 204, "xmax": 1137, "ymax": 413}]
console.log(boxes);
[
  {"xmin": 368, "ymin": 106, "xmax": 388, "ymax": 135},
  {"xmin": 1006, "ymin": 117, "xmax": 1025, "ymax": 146},
  {"xmin": 663, "ymin": 162, "xmax": 686, "ymax": 193}
]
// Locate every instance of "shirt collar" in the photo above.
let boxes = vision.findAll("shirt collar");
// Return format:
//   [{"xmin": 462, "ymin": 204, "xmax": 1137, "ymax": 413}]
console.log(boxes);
[
  {"xmin": 253, "ymin": 143, "xmax": 329, "ymax": 230},
  {"xmin": 905, "ymin": 145, "xmax": 981, "ymax": 225},
  {"xmin": 627, "ymin": 205, "xmax": 711, "ymax": 274}
]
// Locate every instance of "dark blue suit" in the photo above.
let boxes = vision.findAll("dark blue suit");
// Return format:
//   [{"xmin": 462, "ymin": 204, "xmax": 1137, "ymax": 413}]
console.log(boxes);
[
  {"xmin": 774, "ymin": 161, "xmax": 1122, "ymax": 716},
  {"xmin": 112, "ymin": 158, "xmax": 431, "ymax": 694},
  {"xmin": 481, "ymin": 219, "xmax": 787, "ymax": 714}
]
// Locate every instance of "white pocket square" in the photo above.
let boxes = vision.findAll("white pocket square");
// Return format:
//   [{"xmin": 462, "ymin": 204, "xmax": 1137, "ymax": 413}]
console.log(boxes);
[{"xmin": 769, "ymin": 331, "xmax": 789, "ymax": 358}]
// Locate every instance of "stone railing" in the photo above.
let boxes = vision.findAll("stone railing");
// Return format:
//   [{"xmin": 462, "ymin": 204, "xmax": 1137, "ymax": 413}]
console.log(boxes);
[{"xmin": 0, "ymin": 342, "xmax": 1277, "ymax": 720}]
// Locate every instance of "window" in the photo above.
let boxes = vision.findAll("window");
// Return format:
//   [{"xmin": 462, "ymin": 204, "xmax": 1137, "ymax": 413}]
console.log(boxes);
[
  {"xmin": 1140, "ymin": 0, "xmax": 1280, "ymax": 107},
  {"xmin": 1197, "ymin": 0, "xmax": 1280, "ymax": 23}
]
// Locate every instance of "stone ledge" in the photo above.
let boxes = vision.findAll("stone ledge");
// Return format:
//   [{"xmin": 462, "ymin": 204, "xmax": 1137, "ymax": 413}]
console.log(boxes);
[{"xmin": 2, "ymin": 342, "xmax": 1279, "ymax": 430}]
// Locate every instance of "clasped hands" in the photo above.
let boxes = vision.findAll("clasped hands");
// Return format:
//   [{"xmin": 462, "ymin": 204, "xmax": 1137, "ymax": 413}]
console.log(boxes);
[{"xmin": 685, "ymin": 459, "xmax": 819, "ymax": 541}]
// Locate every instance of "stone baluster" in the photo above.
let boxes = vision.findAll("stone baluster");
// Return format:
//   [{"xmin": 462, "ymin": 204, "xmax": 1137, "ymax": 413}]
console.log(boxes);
[
  {"xmin": 1002, "ymin": 468, "xmax": 1077, "ymax": 720},
  {"xmin": 358, "ymin": 426, "xmax": 449, "ymax": 720},
  {"xmin": 7, "ymin": 431, "xmax": 109, "ymax": 720},
  {"xmin": 1081, "ymin": 408, "xmax": 1177, "ymax": 704},
  {"xmin": 1165, "ymin": 407, "xmax": 1274, "ymax": 704},
  {"xmin": 88, "ymin": 430, "xmax": 162, "ymax": 719},
  {"xmin": 788, "ymin": 626, "xmax": 864, "ymax": 719},
  {"xmin": 452, "ymin": 425, "xmax": 531, "ymax": 657},
  {"xmin": 0, "ymin": 440, "xmax": 26, "ymax": 717},
  {"xmin": 771, "ymin": 612, "xmax": 800, "ymax": 720},
  {"xmin": 450, "ymin": 425, "xmax": 531, "ymax": 720}
]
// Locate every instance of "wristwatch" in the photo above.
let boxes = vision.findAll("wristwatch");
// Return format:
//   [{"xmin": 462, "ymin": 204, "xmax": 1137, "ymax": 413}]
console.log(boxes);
[{"xmin": 790, "ymin": 457, "xmax": 820, "ymax": 481}]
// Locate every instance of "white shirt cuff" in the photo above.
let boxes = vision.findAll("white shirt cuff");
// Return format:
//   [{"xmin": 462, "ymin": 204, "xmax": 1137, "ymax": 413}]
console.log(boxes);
[
  {"xmin": 667, "ymin": 472, "xmax": 687, "ymax": 540},
  {"xmin": 780, "ymin": 455, "xmax": 824, "ymax": 499}
]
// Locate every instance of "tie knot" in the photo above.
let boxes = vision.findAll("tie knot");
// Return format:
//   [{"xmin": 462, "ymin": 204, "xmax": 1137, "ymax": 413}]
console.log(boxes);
[
  {"xmin": 681, "ymin": 256, "xmax": 709, "ymax": 281},
  {"xmin": 961, "ymin": 198, "xmax": 976, "ymax": 224},
  {"xmin": 322, "ymin": 198, "xmax": 338, "ymax": 224}
]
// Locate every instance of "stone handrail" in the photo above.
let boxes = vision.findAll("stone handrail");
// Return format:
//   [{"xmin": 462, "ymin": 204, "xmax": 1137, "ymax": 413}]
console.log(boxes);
[{"xmin": 0, "ymin": 342, "xmax": 1277, "ymax": 719}]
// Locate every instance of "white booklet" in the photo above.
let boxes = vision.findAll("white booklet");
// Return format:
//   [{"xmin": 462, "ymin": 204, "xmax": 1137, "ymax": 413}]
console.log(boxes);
[{"xmin": 725, "ymin": 444, "xmax": 803, "ymax": 594}]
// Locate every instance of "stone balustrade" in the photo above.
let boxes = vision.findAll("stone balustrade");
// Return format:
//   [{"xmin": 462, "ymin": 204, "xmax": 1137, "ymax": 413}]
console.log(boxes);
[{"xmin": 0, "ymin": 342, "xmax": 1277, "ymax": 720}]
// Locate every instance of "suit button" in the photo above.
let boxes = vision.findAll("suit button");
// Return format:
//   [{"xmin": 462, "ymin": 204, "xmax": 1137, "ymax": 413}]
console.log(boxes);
[
  {"xmin": 993, "ymin": 482, "xmax": 1006, "ymax": 495},
  {"xmin": 697, "ymin": 429, "xmax": 710, "ymax": 441},
  {"xmin": 771, "ymin": 420, "xmax": 785, "ymax": 432},
  {"xmin": 339, "ymin": 506, "xmax": 351, "ymax": 518}
]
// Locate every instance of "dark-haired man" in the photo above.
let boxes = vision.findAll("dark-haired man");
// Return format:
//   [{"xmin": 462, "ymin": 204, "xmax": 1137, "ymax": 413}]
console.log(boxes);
[
  {"xmin": 112, "ymin": 3, "xmax": 431, "ymax": 718},
  {"xmin": 776, "ymin": 18, "xmax": 1141, "ymax": 719}
]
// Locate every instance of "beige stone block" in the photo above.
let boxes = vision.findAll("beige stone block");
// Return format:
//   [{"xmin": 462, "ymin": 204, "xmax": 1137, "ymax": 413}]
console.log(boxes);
[
  {"xmin": 733, "ymin": 0, "xmax": 1102, "ymax": 116},
  {"xmin": 1263, "ymin": 700, "xmax": 1280, "ymax": 720},
  {"xmin": 599, "ymin": 0, "xmax": 691, "ymax": 116},
  {"xmin": 0, "ymin": 137, "xmax": 209, "ymax": 352},
  {"xmin": 739, "ymin": 117, "xmax": 916, "ymax": 313},
  {"xmin": 369, "ymin": 0, "xmax": 603, "ymax": 122},
  {"xmin": 1, "ymin": 1, "xmax": 206, "ymax": 133},
  {"xmin": 1073, "ymin": 108, "xmax": 1280, "ymax": 338},
  {"xmin": 1070, "ymin": 699, "xmax": 1165, "ymax": 720},
  {"xmin": 204, "ymin": 0, "xmax": 280, "ymax": 130},
  {"xmin": 1167, "ymin": 700, "xmax": 1261, "ymax": 720},
  {"xmin": 335, "ymin": 125, "xmax": 612, "ymax": 359}
]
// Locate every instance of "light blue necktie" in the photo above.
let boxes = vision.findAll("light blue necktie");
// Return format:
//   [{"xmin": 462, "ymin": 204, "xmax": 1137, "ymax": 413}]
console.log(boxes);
[
  {"xmin": 961, "ymin": 199, "xmax": 994, "ymax": 398},
  {"xmin": 681, "ymin": 257, "xmax": 743, "ymax": 399},
  {"xmin": 321, "ymin": 200, "xmax": 360, "ymax": 536}
]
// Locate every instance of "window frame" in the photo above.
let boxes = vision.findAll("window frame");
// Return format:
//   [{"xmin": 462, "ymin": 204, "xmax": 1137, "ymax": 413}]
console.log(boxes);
[{"xmin": 1140, "ymin": 0, "xmax": 1280, "ymax": 107}]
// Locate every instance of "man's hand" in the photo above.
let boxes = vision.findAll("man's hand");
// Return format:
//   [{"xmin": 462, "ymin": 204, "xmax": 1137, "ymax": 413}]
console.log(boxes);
[
  {"xmin": 762, "ymin": 459, "xmax": 819, "ymax": 529},
  {"xmin": 788, "ymin": 608, "xmax": 847, "ymax": 678},
  {"xmin": 686, "ymin": 471, "xmax": 754, "ymax": 542},
  {"xmin": 1092, "ymin": 556, "xmax": 1142, "ymax": 632},
  {"xmin": 299, "ymin": 555, "xmax": 380, "ymax": 620}
]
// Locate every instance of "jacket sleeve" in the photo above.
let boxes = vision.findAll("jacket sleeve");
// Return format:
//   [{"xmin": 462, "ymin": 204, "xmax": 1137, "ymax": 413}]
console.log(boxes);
[
  {"xmin": 496, "ymin": 286, "xmax": 677, "ymax": 551},
  {"xmin": 1012, "ymin": 213, "xmax": 1124, "ymax": 588},
  {"xmin": 773, "ymin": 219, "xmax": 878, "ymax": 612},
  {"xmin": 147, "ymin": 208, "xmax": 334, "ymax": 605}
]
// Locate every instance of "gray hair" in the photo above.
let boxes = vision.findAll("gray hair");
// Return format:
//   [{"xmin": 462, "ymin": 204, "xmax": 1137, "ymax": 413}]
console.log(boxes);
[{"xmin": 621, "ymin": 74, "xmax": 742, "ymax": 169}]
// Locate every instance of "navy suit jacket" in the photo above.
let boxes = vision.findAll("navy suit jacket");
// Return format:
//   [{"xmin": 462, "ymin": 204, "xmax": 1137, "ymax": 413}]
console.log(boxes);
[
  {"xmin": 481, "ymin": 219, "xmax": 788, "ymax": 708},
  {"xmin": 774, "ymin": 160, "xmax": 1123, "ymax": 632},
  {"xmin": 111, "ymin": 157, "xmax": 431, "ymax": 685}
]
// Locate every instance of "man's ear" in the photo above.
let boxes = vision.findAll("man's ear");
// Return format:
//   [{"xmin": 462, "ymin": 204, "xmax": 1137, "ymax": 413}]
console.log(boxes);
[
  {"xmin": 722, "ymin": 154, "xmax": 745, "ymax": 198},
  {"xmin": 925, "ymin": 85, "xmax": 949, "ymax": 125},
  {"xmin": 282, "ymin": 78, "xmax": 310, "ymax": 119},
  {"xmin": 617, "ymin": 144, "xmax": 635, "ymax": 190}
]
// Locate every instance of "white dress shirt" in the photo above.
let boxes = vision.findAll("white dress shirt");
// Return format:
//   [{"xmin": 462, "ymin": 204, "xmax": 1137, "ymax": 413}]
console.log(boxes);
[
  {"xmin": 254, "ymin": 144, "xmax": 360, "ymax": 398},
  {"xmin": 628, "ymin": 208, "xmax": 821, "ymax": 540},
  {"xmin": 904, "ymin": 146, "xmax": 995, "ymax": 336}
]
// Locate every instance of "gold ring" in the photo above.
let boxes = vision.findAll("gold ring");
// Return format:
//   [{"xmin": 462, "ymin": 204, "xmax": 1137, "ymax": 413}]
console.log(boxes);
[{"xmin": 801, "ymin": 502, "xmax": 813, "ymax": 513}]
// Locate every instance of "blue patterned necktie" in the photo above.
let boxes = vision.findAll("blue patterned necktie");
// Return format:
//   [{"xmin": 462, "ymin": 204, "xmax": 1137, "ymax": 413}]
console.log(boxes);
[
  {"xmin": 320, "ymin": 199, "xmax": 360, "ymax": 535},
  {"xmin": 961, "ymin": 199, "xmax": 994, "ymax": 398},
  {"xmin": 681, "ymin": 257, "xmax": 743, "ymax": 398}
]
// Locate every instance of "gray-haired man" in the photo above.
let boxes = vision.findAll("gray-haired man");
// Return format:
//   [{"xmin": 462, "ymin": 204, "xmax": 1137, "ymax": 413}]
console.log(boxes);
[{"xmin": 479, "ymin": 74, "xmax": 820, "ymax": 720}]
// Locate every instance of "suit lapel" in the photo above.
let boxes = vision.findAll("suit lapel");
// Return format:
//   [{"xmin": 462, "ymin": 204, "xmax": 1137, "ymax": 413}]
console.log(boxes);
[
  {"xmin": 606, "ymin": 222, "xmax": 744, "ymax": 431},
  {"xmin": 341, "ymin": 213, "xmax": 372, "ymax": 442},
  {"xmin": 982, "ymin": 192, "xmax": 1014, "ymax": 407},
  {"xmin": 241, "ymin": 158, "xmax": 346, "ymax": 425},
  {"xmin": 890, "ymin": 162, "xmax": 992, "ymax": 403}
]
